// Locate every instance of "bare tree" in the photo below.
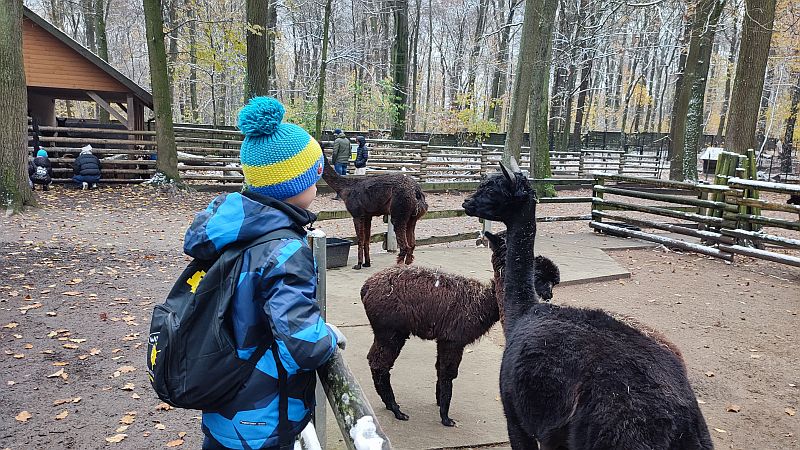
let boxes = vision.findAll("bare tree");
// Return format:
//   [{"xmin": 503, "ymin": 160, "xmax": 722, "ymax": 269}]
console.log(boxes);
[
  {"xmin": 726, "ymin": 0, "xmax": 777, "ymax": 155},
  {"xmin": 246, "ymin": 0, "xmax": 271, "ymax": 97},
  {"xmin": 0, "ymin": 0, "xmax": 33, "ymax": 213},
  {"xmin": 391, "ymin": 0, "xmax": 410, "ymax": 138},
  {"xmin": 143, "ymin": 0, "xmax": 180, "ymax": 181}
]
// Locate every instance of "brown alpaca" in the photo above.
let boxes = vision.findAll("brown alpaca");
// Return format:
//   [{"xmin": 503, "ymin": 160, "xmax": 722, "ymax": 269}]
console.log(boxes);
[{"xmin": 322, "ymin": 155, "xmax": 427, "ymax": 269}]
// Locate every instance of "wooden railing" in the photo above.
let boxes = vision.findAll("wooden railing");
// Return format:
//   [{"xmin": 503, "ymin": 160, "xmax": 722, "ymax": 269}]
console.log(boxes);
[{"xmin": 29, "ymin": 127, "xmax": 664, "ymax": 184}]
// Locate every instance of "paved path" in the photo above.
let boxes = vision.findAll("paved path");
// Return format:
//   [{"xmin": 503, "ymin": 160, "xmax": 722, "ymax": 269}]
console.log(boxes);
[{"xmin": 322, "ymin": 233, "xmax": 655, "ymax": 449}]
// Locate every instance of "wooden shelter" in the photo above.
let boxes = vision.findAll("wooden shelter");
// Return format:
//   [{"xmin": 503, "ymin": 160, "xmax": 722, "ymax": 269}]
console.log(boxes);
[{"xmin": 22, "ymin": 7, "xmax": 153, "ymax": 131}]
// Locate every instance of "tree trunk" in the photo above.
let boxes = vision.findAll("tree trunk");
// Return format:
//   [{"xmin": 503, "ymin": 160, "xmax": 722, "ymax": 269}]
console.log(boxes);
[
  {"xmin": 82, "ymin": 0, "xmax": 96, "ymax": 52},
  {"xmin": 166, "ymin": 0, "xmax": 178, "ymax": 116},
  {"xmin": 716, "ymin": 17, "xmax": 738, "ymax": 145},
  {"xmin": 668, "ymin": 21, "xmax": 690, "ymax": 180},
  {"xmin": 504, "ymin": 0, "xmax": 538, "ymax": 164},
  {"xmin": 678, "ymin": 0, "xmax": 725, "ymax": 182},
  {"xmin": 726, "ymin": 0, "xmax": 776, "ymax": 155},
  {"xmin": 528, "ymin": 0, "xmax": 558, "ymax": 196},
  {"xmin": 423, "ymin": 0, "xmax": 433, "ymax": 130},
  {"xmin": 143, "ymin": 0, "xmax": 180, "ymax": 182},
  {"xmin": 314, "ymin": 0, "xmax": 333, "ymax": 141},
  {"xmin": 246, "ymin": 0, "xmax": 271, "ymax": 98},
  {"xmin": 465, "ymin": 0, "xmax": 489, "ymax": 107},
  {"xmin": 487, "ymin": 0, "xmax": 517, "ymax": 124},
  {"xmin": 783, "ymin": 72, "xmax": 800, "ymax": 167},
  {"xmin": 390, "ymin": 0, "xmax": 409, "ymax": 139},
  {"xmin": 187, "ymin": 0, "xmax": 198, "ymax": 123},
  {"xmin": 409, "ymin": 0, "xmax": 422, "ymax": 130},
  {"xmin": 95, "ymin": 0, "xmax": 110, "ymax": 123},
  {"xmin": 0, "ymin": 0, "xmax": 33, "ymax": 213},
  {"xmin": 572, "ymin": 50, "xmax": 594, "ymax": 145}
]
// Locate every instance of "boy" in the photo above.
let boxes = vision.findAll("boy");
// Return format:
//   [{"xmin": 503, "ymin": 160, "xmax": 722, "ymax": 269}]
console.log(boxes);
[
  {"xmin": 29, "ymin": 149, "xmax": 53, "ymax": 190},
  {"xmin": 183, "ymin": 97, "xmax": 346, "ymax": 449}
]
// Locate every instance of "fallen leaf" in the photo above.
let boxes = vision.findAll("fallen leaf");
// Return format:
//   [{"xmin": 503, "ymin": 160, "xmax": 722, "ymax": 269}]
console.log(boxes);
[
  {"xmin": 714, "ymin": 428, "xmax": 727, "ymax": 433},
  {"xmin": 15, "ymin": 411, "xmax": 32, "ymax": 422},
  {"xmin": 54, "ymin": 410, "xmax": 69, "ymax": 420},
  {"xmin": 61, "ymin": 291, "xmax": 82, "ymax": 297},
  {"xmin": 89, "ymin": 348, "xmax": 101, "ymax": 355},
  {"xmin": 787, "ymin": 407, "xmax": 797, "ymax": 417},
  {"xmin": 105, "ymin": 434, "xmax": 127, "ymax": 443},
  {"xmin": 119, "ymin": 414, "xmax": 136, "ymax": 425},
  {"xmin": 155, "ymin": 402, "xmax": 173, "ymax": 411},
  {"xmin": 121, "ymin": 383, "xmax": 135, "ymax": 391},
  {"xmin": 154, "ymin": 423, "xmax": 166, "ymax": 430},
  {"xmin": 131, "ymin": 393, "xmax": 141, "ymax": 399},
  {"xmin": 62, "ymin": 343, "xmax": 79, "ymax": 349},
  {"xmin": 68, "ymin": 338, "xmax": 87, "ymax": 344},
  {"xmin": 47, "ymin": 369, "xmax": 65, "ymax": 378},
  {"xmin": 178, "ymin": 431, "xmax": 186, "ymax": 438},
  {"xmin": 23, "ymin": 344, "xmax": 33, "ymax": 349},
  {"xmin": 704, "ymin": 371, "xmax": 715, "ymax": 377},
  {"xmin": 118, "ymin": 365, "xmax": 136, "ymax": 373},
  {"xmin": 13, "ymin": 354, "xmax": 24, "ymax": 359},
  {"xmin": 3, "ymin": 322, "xmax": 19, "ymax": 329},
  {"xmin": 53, "ymin": 398, "xmax": 72, "ymax": 406},
  {"xmin": 66, "ymin": 278, "xmax": 82, "ymax": 285},
  {"xmin": 166, "ymin": 439, "xmax": 184, "ymax": 447},
  {"xmin": 726, "ymin": 404, "xmax": 741, "ymax": 413},
  {"xmin": 115, "ymin": 425, "xmax": 129, "ymax": 433},
  {"xmin": 53, "ymin": 362, "xmax": 68, "ymax": 366}
]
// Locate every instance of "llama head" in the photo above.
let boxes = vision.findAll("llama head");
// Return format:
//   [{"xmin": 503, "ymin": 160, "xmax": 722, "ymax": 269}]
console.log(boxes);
[
  {"xmin": 462, "ymin": 159, "xmax": 537, "ymax": 223},
  {"xmin": 533, "ymin": 255, "xmax": 560, "ymax": 301}
]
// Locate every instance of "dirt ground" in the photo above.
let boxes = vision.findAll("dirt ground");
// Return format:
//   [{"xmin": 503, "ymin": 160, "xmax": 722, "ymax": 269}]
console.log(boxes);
[{"xmin": 1, "ymin": 185, "xmax": 798, "ymax": 449}]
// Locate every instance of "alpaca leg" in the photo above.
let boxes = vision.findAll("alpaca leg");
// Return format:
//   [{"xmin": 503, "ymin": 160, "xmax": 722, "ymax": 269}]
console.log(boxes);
[
  {"xmin": 392, "ymin": 217, "xmax": 409, "ymax": 265},
  {"xmin": 353, "ymin": 218, "xmax": 364, "ymax": 269},
  {"xmin": 362, "ymin": 216, "xmax": 372, "ymax": 267},
  {"xmin": 367, "ymin": 331, "xmax": 409, "ymax": 420},
  {"xmin": 504, "ymin": 404, "xmax": 539, "ymax": 450},
  {"xmin": 435, "ymin": 341, "xmax": 464, "ymax": 427},
  {"xmin": 404, "ymin": 215, "xmax": 420, "ymax": 265}
]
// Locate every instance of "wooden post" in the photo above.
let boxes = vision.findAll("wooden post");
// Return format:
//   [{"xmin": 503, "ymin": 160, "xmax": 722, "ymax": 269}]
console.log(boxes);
[
  {"xmin": 480, "ymin": 144, "xmax": 488, "ymax": 177},
  {"xmin": 385, "ymin": 215, "xmax": 397, "ymax": 252},
  {"xmin": 419, "ymin": 142, "xmax": 429, "ymax": 182},
  {"xmin": 307, "ymin": 229, "xmax": 327, "ymax": 448},
  {"xmin": 592, "ymin": 175, "xmax": 605, "ymax": 227}
]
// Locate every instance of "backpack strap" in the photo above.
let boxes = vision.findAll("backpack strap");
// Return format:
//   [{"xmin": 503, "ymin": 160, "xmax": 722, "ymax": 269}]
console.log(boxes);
[
  {"xmin": 271, "ymin": 345, "xmax": 293, "ymax": 449},
  {"xmin": 228, "ymin": 227, "xmax": 304, "ymax": 448}
]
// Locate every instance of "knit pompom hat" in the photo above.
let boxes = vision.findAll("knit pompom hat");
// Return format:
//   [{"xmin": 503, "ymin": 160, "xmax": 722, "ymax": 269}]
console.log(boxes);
[
  {"xmin": 237, "ymin": 97, "xmax": 324, "ymax": 200},
  {"xmin": 36, "ymin": 149, "xmax": 48, "ymax": 157}
]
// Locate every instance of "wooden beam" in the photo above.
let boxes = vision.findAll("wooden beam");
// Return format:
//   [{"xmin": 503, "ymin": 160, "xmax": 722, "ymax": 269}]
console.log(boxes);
[{"xmin": 86, "ymin": 91, "xmax": 129, "ymax": 125}]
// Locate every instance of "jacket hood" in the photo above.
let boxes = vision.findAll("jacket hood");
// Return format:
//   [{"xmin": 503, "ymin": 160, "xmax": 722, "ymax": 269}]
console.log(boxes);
[
  {"xmin": 356, "ymin": 136, "xmax": 366, "ymax": 146},
  {"xmin": 184, "ymin": 191, "xmax": 316, "ymax": 260}
]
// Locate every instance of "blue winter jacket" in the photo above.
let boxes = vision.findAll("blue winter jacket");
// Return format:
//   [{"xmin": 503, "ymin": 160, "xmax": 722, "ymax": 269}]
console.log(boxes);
[{"xmin": 183, "ymin": 191, "xmax": 337, "ymax": 449}]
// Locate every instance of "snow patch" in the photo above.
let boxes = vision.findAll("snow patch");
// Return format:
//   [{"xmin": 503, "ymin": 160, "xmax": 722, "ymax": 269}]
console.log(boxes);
[{"xmin": 349, "ymin": 416, "xmax": 384, "ymax": 450}]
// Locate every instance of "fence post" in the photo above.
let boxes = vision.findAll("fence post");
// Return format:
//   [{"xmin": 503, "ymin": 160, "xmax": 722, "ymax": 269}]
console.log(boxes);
[
  {"xmin": 480, "ymin": 144, "xmax": 488, "ymax": 177},
  {"xmin": 419, "ymin": 142, "xmax": 429, "ymax": 182},
  {"xmin": 307, "ymin": 229, "xmax": 328, "ymax": 448},
  {"xmin": 591, "ymin": 175, "xmax": 605, "ymax": 227},
  {"xmin": 385, "ymin": 215, "xmax": 398, "ymax": 252}
]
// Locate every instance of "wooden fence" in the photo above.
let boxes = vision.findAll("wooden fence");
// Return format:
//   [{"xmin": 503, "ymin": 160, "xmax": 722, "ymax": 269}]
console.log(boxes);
[
  {"xmin": 591, "ymin": 174, "xmax": 800, "ymax": 267},
  {"xmin": 29, "ymin": 126, "xmax": 664, "ymax": 184}
]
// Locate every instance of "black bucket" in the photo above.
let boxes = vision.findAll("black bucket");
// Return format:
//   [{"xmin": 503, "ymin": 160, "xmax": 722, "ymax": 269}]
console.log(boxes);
[{"xmin": 326, "ymin": 238, "xmax": 352, "ymax": 269}]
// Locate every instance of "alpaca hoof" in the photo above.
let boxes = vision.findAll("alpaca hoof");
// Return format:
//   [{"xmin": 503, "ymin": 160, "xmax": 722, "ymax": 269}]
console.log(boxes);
[
  {"xmin": 441, "ymin": 417, "xmax": 456, "ymax": 427},
  {"xmin": 362, "ymin": 262, "xmax": 371, "ymax": 268},
  {"xmin": 389, "ymin": 408, "xmax": 409, "ymax": 421},
  {"xmin": 352, "ymin": 264, "xmax": 362, "ymax": 270}
]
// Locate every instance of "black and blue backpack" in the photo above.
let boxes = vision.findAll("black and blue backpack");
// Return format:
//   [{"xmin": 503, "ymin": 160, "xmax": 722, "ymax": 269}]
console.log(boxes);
[{"xmin": 146, "ymin": 228, "xmax": 299, "ymax": 410}]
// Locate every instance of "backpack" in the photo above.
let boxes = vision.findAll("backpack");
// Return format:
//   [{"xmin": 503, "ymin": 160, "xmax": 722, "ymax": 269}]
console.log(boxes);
[
  {"xmin": 33, "ymin": 165, "xmax": 48, "ymax": 180},
  {"xmin": 147, "ymin": 228, "xmax": 301, "ymax": 410}
]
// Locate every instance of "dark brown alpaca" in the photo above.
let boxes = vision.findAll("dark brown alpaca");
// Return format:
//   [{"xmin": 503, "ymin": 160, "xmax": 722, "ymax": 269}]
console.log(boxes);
[{"xmin": 322, "ymin": 155, "xmax": 427, "ymax": 269}]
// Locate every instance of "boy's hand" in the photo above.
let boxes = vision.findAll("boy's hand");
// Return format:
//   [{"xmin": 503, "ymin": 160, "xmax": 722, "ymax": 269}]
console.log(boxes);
[{"xmin": 327, "ymin": 323, "xmax": 347, "ymax": 350}]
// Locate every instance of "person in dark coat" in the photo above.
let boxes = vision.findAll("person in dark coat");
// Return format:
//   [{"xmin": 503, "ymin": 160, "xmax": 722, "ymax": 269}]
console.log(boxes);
[
  {"xmin": 354, "ymin": 135, "xmax": 369, "ymax": 175},
  {"xmin": 73, "ymin": 145, "xmax": 101, "ymax": 190},
  {"xmin": 29, "ymin": 149, "xmax": 53, "ymax": 190}
]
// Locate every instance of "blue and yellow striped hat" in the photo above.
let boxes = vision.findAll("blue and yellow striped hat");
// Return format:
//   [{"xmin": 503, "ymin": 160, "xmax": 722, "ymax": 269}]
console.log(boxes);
[{"xmin": 237, "ymin": 96, "xmax": 324, "ymax": 200}]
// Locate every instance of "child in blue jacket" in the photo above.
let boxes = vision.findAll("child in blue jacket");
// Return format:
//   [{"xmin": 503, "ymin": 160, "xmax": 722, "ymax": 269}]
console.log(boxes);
[{"xmin": 183, "ymin": 97, "xmax": 346, "ymax": 449}]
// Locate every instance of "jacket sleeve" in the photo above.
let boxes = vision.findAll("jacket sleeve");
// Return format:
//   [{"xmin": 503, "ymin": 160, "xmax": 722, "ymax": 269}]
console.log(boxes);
[{"xmin": 258, "ymin": 239, "xmax": 337, "ymax": 374}]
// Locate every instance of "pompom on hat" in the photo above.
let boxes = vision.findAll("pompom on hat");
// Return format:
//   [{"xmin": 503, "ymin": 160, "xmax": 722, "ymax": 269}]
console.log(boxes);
[{"xmin": 237, "ymin": 97, "xmax": 324, "ymax": 200}]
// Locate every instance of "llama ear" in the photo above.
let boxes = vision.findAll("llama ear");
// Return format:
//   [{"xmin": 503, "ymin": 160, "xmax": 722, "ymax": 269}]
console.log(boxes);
[
  {"xmin": 507, "ymin": 156, "xmax": 521, "ymax": 174},
  {"xmin": 499, "ymin": 162, "xmax": 516, "ymax": 188}
]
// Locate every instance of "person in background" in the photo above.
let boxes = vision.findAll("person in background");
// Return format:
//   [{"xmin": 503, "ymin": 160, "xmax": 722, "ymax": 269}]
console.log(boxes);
[
  {"xmin": 29, "ymin": 149, "xmax": 53, "ymax": 191},
  {"xmin": 73, "ymin": 145, "xmax": 101, "ymax": 190},
  {"xmin": 354, "ymin": 135, "xmax": 369, "ymax": 175},
  {"xmin": 332, "ymin": 129, "xmax": 351, "ymax": 176}
]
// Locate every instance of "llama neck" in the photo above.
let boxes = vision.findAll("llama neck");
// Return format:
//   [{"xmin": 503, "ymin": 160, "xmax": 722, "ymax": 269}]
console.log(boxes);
[
  {"xmin": 503, "ymin": 199, "xmax": 538, "ymax": 334},
  {"xmin": 322, "ymin": 162, "xmax": 357, "ymax": 193}
]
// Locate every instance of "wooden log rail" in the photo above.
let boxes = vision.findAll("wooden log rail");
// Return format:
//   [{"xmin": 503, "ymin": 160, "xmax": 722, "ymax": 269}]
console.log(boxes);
[{"xmin": 591, "ymin": 175, "xmax": 736, "ymax": 261}]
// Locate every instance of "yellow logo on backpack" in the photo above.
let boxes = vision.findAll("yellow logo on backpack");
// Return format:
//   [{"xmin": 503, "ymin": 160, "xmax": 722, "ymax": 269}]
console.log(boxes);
[{"xmin": 186, "ymin": 270, "xmax": 206, "ymax": 293}]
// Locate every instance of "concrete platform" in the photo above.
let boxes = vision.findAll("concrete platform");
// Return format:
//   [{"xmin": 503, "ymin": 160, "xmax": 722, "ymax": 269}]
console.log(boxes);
[{"xmin": 321, "ymin": 232, "xmax": 653, "ymax": 449}]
